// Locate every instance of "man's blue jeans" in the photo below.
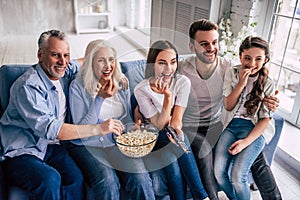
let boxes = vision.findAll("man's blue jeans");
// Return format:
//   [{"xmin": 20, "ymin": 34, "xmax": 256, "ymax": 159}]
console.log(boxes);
[
  {"xmin": 3, "ymin": 144, "xmax": 84, "ymax": 200},
  {"xmin": 66, "ymin": 143, "xmax": 155, "ymax": 200},
  {"xmin": 214, "ymin": 118, "xmax": 265, "ymax": 200},
  {"xmin": 183, "ymin": 121, "xmax": 224, "ymax": 200}
]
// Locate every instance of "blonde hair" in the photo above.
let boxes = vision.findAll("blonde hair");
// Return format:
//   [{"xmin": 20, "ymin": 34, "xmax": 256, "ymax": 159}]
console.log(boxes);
[{"xmin": 78, "ymin": 40, "xmax": 123, "ymax": 97}]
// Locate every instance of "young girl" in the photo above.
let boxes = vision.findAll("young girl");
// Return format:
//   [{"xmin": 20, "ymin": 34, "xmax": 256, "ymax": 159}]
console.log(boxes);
[
  {"xmin": 134, "ymin": 40, "xmax": 208, "ymax": 200},
  {"xmin": 214, "ymin": 36, "xmax": 276, "ymax": 200}
]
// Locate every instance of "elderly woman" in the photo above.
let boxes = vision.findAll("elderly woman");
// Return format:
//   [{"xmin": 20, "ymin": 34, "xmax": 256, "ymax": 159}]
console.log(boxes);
[{"xmin": 66, "ymin": 40, "xmax": 155, "ymax": 200}]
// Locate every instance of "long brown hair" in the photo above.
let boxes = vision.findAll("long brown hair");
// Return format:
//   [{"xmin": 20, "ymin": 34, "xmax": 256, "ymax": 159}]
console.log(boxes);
[{"xmin": 239, "ymin": 36, "xmax": 270, "ymax": 116}]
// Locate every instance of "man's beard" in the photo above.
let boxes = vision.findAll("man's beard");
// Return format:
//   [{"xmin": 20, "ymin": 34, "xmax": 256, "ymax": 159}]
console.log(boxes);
[{"xmin": 195, "ymin": 50, "xmax": 217, "ymax": 64}]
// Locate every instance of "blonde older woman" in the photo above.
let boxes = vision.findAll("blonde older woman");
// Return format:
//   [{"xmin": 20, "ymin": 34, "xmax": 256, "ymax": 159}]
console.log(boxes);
[{"xmin": 66, "ymin": 40, "xmax": 155, "ymax": 200}]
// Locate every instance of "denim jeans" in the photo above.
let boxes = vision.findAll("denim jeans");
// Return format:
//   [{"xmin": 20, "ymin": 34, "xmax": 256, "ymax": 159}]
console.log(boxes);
[
  {"xmin": 145, "ymin": 130, "xmax": 208, "ymax": 200},
  {"xmin": 3, "ymin": 144, "xmax": 84, "ymax": 200},
  {"xmin": 66, "ymin": 143, "xmax": 155, "ymax": 200},
  {"xmin": 214, "ymin": 118, "xmax": 265, "ymax": 200},
  {"xmin": 183, "ymin": 121, "xmax": 224, "ymax": 200}
]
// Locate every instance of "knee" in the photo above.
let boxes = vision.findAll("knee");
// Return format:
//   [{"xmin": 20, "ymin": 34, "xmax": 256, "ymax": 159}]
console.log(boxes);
[
  {"xmin": 151, "ymin": 170, "xmax": 168, "ymax": 196},
  {"xmin": 164, "ymin": 161, "xmax": 181, "ymax": 177},
  {"xmin": 92, "ymin": 170, "xmax": 120, "ymax": 192},
  {"xmin": 214, "ymin": 166, "xmax": 224, "ymax": 183},
  {"xmin": 126, "ymin": 173, "xmax": 153, "ymax": 190},
  {"xmin": 251, "ymin": 153, "xmax": 268, "ymax": 172},
  {"xmin": 161, "ymin": 151, "xmax": 177, "ymax": 166},
  {"xmin": 231, "ymin": 170, "xmax": 247, "ymax": 185},
  {"xmin": 123, "ymin": 172, "xmax": 155, "ymax": 199},
  {"xmin": 38, "ymin": 168, "xmax": 61, "ymax": 192}
]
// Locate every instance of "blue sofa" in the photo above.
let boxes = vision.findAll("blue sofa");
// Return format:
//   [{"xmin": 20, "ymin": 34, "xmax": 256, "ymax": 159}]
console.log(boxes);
[{"xmin": 0, "ymin": 60, "xmax": 284, "ymax": 200}]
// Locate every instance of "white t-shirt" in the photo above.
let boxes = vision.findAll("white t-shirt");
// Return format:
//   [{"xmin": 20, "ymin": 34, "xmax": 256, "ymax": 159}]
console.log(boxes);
[
  {"xmin": 51, "ymin": 80, "xmax": 66, "ymax": 121},
  {"xmin": 50, "ymin": 80, "xmax": 66, "ymax": 144},
  {"xmin": 178, "ymin": 55, "xmax": 236, "ymax": 127},
  {"xmin": 99, "ymin": 94, "xmax": 124, "ymax": 119},
  {"xmin": 235, "ymin": 75, "xmax": 258, "ymax": 120},
  {"xmin": 134, "ymin": 74, "xmax": 191, "ymax": 119}
]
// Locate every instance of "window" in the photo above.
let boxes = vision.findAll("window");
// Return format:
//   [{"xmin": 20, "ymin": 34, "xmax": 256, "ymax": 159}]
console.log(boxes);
[{"xmin": 268, "ymin": 0, "xmax": 300, "ymax": 127}]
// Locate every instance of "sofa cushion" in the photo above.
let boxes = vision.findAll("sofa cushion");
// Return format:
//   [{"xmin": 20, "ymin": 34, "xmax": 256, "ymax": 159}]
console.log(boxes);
[
  {"xmin": 120, "ymin": 60, "xmax": 146, "ymax": 94},
  {"xmin": 0, "ymin": 65, "xmax": 31, "ymax": 161},
  {"xmin": 120, "ymin": 59, "xmax": 146, "ymax": 110},
  {"xmin": 0, "ymin": 65, "xmax": 31, "ymax": 114}
]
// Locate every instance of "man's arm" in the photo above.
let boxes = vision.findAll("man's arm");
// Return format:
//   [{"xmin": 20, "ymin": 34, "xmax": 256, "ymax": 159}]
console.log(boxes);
[
  {"xmin": 57, "ymin": 119, "xmax": 123, "ymax": 140},
  {"xmin": 76, "ymin": 57, "xmax": 84, "ymax": 67}
]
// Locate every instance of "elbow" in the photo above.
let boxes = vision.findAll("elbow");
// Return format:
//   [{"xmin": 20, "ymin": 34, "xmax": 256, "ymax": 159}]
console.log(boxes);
[
  {"xmin": 225, "ymin": 105, "xmax": 234, "ymax": 111},
  {"xmin": 223, "ymin": 98, "xmax": 235, "ymax": 111},
  {"xmin": 223, "ymin": 100, "xmax": 231, "ymax": 111}
]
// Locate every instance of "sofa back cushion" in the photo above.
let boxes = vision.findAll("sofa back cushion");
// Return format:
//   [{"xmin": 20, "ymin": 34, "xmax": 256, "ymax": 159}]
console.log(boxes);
[
  {"xmin": 0, "ymin": 65, "xmax": 31, "ymax": 160},
  {"xmin": 0, "ymin": 60, "xmax": 147, "ymax": 117},
  {"xmin": 0, "ymin": 65, "xmax": 31, "ymax": 117},
  {"xmin": 120, "ymin": 60, "xmax": 146, "ymax": 94},
  {"xmin": 120, "ymin": 60, "xmax": 146, "ymax": 110}
]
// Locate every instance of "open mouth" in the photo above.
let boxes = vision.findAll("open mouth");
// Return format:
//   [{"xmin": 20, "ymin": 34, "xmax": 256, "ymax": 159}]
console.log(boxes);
[
  {"xmin": 204, "ymin": 51, "xmax": 215, "ymax": 57},
  {"xmin": 102, "ymin": 70, "xmax": 112, "ymax": 77},
  {"xmin": 54, "ymin": 66, "xmax": 66, "ymax": 72},
  {"xmin": 162, "ymin": 72, "xmax": 173, "ymax": 79}
]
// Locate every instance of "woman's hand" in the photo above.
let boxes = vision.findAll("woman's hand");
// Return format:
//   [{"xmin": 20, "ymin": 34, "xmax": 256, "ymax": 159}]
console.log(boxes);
[
  {"xmin": 134, "ymin": 106, "xmax": 144, "ymax": 125},
  {"xmin": 173, "ymin": 127, "xmax": 184, "ymax": 141},
  {"xmin": 98, "ymin": 119, "xmax": 124, "ymax": 136},
  {"xmin": 96, "ymin": 78, "xmax": 117, "ymax": 98},
  {"xmin": 150, "ymin": 77, "xmax": 172, "ymax": 97}
]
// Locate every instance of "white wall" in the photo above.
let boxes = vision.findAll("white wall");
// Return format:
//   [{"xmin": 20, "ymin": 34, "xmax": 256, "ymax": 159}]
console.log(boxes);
[
  {"xmin": 0, "ymin": 0, "xmax": 131, "ymax": 36},
  {"xmin": 0, "ymin": 0, "xmax": 75, "ymax": 36},
  {"xmin": 112, "ymin": 0, "xmax": 127, "ymax": 27}
]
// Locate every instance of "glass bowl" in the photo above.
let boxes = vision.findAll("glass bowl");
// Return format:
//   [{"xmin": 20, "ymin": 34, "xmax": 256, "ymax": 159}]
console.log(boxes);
[{"xmin": 114, "ymin": 123, "xmax": 158, "ymax": 158}]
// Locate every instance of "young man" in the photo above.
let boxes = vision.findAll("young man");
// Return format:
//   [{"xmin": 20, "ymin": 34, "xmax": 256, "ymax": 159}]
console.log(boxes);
[
  {"xmin": 179, "ymin": 19, "xmax": 282, "ymax": 200},
  {"xmin": 0, "ymin": 30, "xmax": 124, "ymax": 199}
]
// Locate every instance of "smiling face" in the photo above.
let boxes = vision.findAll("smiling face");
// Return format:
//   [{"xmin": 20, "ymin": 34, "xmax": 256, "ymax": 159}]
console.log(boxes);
[
  {"xmin": 38, "ymin": 37, "xmax": 70, "ymax": 80},
  {"xmin": 190, "ymin": 30, "xmax": 219, "ymax": 64},
  {"xmin": 92, "ymin": 46, "xmax": 116, "ymax": 84},
  {"xmin": 154, "ymin": 49, "xmax": 177, "ymax": 83},
  {"xmin": 240, "ymin": 47, "xmax": 267, "ymax": 76}
]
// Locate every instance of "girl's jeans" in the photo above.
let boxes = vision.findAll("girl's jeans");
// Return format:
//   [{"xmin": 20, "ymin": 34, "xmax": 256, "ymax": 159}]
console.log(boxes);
[
  {"xmin": 145, "ymin": 130, "xmax": 208, "ymax": 200},
  {"xmin": 214, "ymin": 118, "xmax": 265, "ymax": 200}
]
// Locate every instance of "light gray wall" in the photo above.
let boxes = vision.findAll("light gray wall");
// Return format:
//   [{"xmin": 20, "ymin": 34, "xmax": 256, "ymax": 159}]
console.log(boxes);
[
  {"xmin": 0, "ymin": 0, "xmax": 132, "ymax": 36},
  {"xmin": 0, "ymin": 0, "xmax": 75, "ymax": 36}
]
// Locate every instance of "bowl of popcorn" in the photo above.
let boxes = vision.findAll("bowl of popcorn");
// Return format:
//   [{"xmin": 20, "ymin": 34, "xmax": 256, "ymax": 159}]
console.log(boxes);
[{"xmin": 114, "ymin": 123, "xmax": 158, "ymax": 158}]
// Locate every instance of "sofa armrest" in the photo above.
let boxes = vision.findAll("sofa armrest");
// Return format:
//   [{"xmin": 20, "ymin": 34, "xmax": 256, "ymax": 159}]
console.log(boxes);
[{"xmin": 264, "ymin": 112, "xmax": 284, "ymax": 165}]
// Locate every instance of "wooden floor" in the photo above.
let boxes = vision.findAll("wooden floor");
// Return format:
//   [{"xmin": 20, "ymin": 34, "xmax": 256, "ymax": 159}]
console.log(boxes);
[{"xmin": 1, "ymin": 29, "xmax": 300, "ymax": 200}]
